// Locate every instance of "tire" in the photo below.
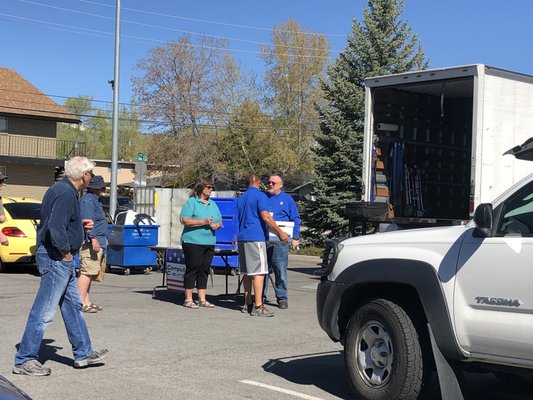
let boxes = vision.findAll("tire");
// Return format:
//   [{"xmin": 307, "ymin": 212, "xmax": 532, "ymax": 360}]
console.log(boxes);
[{"xmin": 344, "ymin": 299, "xmax": 425, "ymax": 400}]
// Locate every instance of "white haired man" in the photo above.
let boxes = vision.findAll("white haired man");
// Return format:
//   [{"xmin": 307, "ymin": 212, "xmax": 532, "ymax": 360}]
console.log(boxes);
[{"xmin": 13, "ymin": 157, "xmax": 109, "ymax": 376}]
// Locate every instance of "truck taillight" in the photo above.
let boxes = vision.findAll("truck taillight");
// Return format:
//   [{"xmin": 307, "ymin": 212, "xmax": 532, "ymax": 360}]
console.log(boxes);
[{"xmin": 2, "ymin": 227, "xmax": 27, "ymax": 237}]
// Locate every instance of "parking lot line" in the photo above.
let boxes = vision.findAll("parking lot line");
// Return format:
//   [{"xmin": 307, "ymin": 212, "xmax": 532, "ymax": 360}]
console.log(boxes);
[{"xmin": 240, "ymin": 380, "xmax": 325, "ymax": 400}]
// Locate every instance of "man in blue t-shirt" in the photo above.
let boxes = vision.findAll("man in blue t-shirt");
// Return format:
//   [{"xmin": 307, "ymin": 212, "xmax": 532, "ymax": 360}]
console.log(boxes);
[
  {"xmin": 237, "ymin": 174, "xmax": 288, "ymax": 317},
  {"xmin": 264, "ymin": 173, "xmax": 301, "ymax": 309}
]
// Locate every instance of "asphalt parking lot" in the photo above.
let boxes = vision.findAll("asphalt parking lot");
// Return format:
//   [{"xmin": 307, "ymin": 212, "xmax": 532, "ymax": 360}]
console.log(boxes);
[{"xmin": 0, "ymin": 255, "xmax": 531, "ymax": 400}]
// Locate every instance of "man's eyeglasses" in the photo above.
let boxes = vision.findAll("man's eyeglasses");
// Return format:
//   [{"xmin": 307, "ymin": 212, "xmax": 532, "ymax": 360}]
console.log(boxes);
[
  {"xmin": 267, "ymin": 181, "xmax": 280, "ymax": 185},
  {"xmin": 205, "ymin": 185, "xmax": 214, "ymax": 190},
  {"xmin": 85, "ymin": 171, "xmax": 94, "ymax": 178}
]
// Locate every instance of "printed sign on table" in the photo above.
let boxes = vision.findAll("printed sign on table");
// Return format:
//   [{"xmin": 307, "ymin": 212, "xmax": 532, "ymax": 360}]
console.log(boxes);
[{"xmin": 166, "ymin": 248, "xmax": 185, "ymax": 292}]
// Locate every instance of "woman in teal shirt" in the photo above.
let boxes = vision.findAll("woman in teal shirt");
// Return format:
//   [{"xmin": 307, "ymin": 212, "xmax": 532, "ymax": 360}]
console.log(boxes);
[{"xmin": 179, "ymin": 178, "xmax": 222, "ymax": 309}]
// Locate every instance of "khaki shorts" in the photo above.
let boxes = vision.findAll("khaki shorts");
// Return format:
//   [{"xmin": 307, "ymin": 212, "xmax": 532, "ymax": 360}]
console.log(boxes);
[{"xmin": 79, "ymin": 242, "xmax": 106, "ymax": 276}]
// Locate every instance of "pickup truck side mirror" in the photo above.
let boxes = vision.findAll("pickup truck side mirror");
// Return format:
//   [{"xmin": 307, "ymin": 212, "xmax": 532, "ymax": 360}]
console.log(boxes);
[{"xmin": 473, "ymin": 203, "xmax": 493, "ymax": 237}]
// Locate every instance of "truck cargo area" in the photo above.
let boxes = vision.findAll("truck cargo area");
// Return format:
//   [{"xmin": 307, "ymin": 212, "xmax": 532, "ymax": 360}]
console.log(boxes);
[{"xmin": 370, "ymin": 77, "xmax": 474, "ymax": 221}]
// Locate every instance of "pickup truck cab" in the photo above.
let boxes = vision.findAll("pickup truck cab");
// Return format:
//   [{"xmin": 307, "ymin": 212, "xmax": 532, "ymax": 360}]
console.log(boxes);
[{"xmin": 316, "ymin": 142, "xmax": 533, "ymax": 399}]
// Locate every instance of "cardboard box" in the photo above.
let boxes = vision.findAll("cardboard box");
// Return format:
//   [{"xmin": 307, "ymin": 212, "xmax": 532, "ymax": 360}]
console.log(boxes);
[{"xmin": 269, "ymin": 221, "xmax": 294, "ymax": 241}]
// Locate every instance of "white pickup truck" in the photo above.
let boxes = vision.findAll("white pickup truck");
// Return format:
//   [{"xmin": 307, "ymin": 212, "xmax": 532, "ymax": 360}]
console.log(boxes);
[{"xmin": 315, "ymin": 140, "xmax": 533, "ymax": 399}]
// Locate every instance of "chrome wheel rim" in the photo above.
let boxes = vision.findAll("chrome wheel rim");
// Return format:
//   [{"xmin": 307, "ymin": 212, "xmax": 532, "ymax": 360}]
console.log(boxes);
[{"xmin": 355, "ymin": 320, "xmax": 393, "ymax": 388}]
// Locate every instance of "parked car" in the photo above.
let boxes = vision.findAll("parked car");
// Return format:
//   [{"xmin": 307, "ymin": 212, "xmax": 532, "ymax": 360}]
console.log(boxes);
[
  {"xmin": 0, "ymin": 197, "xmax": 40, "ymax": 272},
  {"xmin": 99, "ymin": 195, "xmax": 133, "ymax": 214},
  {"xmin": 0, "ymin": 374, "xmax": 32, "ymax": 399}
]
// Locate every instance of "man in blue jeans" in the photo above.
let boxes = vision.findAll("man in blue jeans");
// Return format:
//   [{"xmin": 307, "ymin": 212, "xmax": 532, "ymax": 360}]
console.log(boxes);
[
  {"xmin": 264, "ymin": 174, "xmax": 301, "ymax": 309},
  {"xmin": 13, "ymin": 156, "xmax": 109, "ymax": 376}
]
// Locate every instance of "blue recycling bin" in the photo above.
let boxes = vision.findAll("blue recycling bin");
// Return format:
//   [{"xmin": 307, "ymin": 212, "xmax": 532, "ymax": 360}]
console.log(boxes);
[
  {"xmin": 106, "ymin": 224, "xmax": 159, "ymax": 275},
  {"xmin": 211, "ymin": 197, "xmax": 238, "ymax": 271}
]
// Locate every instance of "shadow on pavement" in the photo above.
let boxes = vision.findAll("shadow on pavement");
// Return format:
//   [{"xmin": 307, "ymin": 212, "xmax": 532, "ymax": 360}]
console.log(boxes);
[
  {"xmin": 2, "ymin": 263, "xmax": 39, "ymax": 276},
  {"xmin": 13, "ymin": 339, "xmax": 73, "ymax": 367},
  {"xmin": 288, "ymin": 267, "xmax": 321, "ymax": 276},
  {"xmin": 262, "ymin": 351, "xmax": 352, "ymax": 399},
  {"xmin": 138, "ymin": 288, "xmax": 244, "ymax": 312}
]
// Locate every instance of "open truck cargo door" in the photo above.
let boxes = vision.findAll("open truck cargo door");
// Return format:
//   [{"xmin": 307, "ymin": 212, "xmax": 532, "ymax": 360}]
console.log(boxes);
[{"xmin": 504, "ymin": 137, "xmax": 533, "ymax": 161}]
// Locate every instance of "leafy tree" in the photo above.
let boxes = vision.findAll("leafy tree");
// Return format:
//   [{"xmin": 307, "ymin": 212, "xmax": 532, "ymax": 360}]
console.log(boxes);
[
  {"xmin": 57, "ymin": 96, "xmax": 102, "ymax": 158},
  {"xmin": 303, "ymin": 0, "xmax": 428, "ymax": 243},
  {"xmin": 99, "ymin": 105, "xmax": 146, "ymax": 161},
  {"xmin": 260, "ymin": 19, "xmax": 330, "ymax": 180},
  {"xmin": 219, "ymin": 100, "xmax": 280, "ymax": 178},
  {"xmin": 133, "ymin": 35, "xmax": 256, "ymax": 181},
  {"xmin": 58, "ymin": 96, "xmax": 145, "ymax": 161}
]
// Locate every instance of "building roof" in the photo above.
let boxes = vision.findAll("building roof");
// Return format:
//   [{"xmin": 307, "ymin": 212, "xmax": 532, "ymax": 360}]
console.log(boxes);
[{"xmin": 0, "ymin": 67, "xmax": 80, "ymax": 123}]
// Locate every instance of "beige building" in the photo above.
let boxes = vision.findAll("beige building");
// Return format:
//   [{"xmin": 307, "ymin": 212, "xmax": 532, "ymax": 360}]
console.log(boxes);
[{"xmin": 0, "ymin": 67, "xmax": 82, "ymax": 200}]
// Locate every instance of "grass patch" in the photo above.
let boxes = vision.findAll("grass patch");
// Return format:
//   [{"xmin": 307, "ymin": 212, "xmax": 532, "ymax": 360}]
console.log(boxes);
[{"xmin": 292, "ymin": 246, "xmax": 324, "ymax": 257}]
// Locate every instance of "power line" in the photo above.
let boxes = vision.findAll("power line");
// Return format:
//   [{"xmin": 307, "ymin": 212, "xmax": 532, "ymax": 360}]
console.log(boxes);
[
  {"xmin": 0, "ymin": 88, "xmax": 323, "ymax": 125},
  {"xmin": 0, "ymin": 11, "xmax": 336, "ymax": 60},
  {"xmin": 21, "ymin": 0, "xmax": 342, "ymax": 54},
  {"xmin": 0, "ymin": 103, "xmax": 320, "ymax": 133},
  {"xmin": 80, "ymin": 0, "xmax": 347, "ymax": 38}
]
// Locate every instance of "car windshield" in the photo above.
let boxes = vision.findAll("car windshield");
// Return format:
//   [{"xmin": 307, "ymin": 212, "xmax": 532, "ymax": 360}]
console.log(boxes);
[
  {"xmin": 4, "ymin": 203, "xmax": 41, "ymax": 220},
  {"xmin": 99, "ymin": 197, "xmax": 133, "ymax": 208}
]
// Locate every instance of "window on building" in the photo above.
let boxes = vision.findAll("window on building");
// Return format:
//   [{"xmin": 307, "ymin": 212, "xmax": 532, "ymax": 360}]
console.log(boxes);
[{"xmin": 0, "ymin": 117, "xmax": 6, "ymax": 132}]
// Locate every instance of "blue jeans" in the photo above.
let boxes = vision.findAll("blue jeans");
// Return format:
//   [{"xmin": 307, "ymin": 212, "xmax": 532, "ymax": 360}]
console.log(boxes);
[
  {"xmin": 15, "ymin": 246, "xmax": 93, "ymax": 365},
  {"xmin": 264, "ymin": 241, "xmax": 290, "ymax": 303}
]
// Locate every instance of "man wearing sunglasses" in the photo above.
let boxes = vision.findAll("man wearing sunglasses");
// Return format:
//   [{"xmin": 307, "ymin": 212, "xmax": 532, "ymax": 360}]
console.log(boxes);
[
  {"xmin": 237, "ymin": 174, "xmax": 289, "ymax": 317},
  {"xmin": 14, "ymin": 156, "xmax": 109, "ymax": 376},
  {"xmin": 264, "ymin": 174, "xmax": 301, "ymax": 309}
]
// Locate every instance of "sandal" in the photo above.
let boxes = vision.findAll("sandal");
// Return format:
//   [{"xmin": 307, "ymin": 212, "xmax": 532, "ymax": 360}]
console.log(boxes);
[
  {"xmin": 183, "ymin": 300, "xmax": 199, "ymax": 309},
  {"xmin": 89, "ymin": 303, "xmax": 103, "ymax": 311},
  {"xmin": 198, "ymin": 300, "xmax": 215, "ymax": 308},
  {"xmin": 81, "ymin": 305, "xmax": 98, "ymax": 313}
]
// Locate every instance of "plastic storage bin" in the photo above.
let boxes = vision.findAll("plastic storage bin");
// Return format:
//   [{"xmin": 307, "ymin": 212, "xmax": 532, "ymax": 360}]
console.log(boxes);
[
  {"xmin": 108, "ymin": 225, "xmax": 159, "ymax": 246},
  {"xmin": 211, "ymin": 197, "xmax": 239, "ymax": 271},
  {"xmin": 106, "ymin": 223, "xmax": 160, "ymax": 275}
]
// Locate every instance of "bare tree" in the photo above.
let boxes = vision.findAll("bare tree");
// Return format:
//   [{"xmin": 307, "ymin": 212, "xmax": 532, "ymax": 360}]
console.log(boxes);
[{"xmin": 260, "ymin": 19, "xmax": 330, "ymax": 178}]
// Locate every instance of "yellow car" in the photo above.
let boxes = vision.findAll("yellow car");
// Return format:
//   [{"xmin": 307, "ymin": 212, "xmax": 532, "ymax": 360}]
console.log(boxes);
[{"xmin": 0, "ymin": 197, "xmax": 40, "ymax": 272}]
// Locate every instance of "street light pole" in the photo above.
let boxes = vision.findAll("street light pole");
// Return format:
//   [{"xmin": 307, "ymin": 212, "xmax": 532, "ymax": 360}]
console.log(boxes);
[{"xmin": 109, "ymin": 0, "xmax": 121, "ymax": 218}]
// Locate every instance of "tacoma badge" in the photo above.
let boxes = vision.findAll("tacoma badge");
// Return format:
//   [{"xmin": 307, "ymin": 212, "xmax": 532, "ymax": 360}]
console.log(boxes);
[{"xmin": 475, "ymin": 296, "xmax": 522, "ymax": 307}]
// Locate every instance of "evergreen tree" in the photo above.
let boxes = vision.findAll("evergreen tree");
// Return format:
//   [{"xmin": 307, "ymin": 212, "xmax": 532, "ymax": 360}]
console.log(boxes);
[{"xmin": 303, "ymin": 0, "xmax": 428, "ymax": 243}]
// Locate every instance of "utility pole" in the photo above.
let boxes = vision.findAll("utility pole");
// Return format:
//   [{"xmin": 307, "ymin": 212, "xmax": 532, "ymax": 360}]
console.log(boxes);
[{"xmin": 109, "ymin": 0, "xmax": 121, "ymax": 219}]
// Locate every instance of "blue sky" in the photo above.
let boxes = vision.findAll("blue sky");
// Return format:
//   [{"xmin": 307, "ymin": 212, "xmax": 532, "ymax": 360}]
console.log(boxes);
[{"xmin": 2, "ymin": 0, "xmax": 532, "ymax": 111}]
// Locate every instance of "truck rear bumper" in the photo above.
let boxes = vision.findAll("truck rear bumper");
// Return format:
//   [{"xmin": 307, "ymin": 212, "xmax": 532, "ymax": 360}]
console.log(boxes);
[{"xmin": 316, "ymin": 279, "xmax": 350, "ymax": 342}]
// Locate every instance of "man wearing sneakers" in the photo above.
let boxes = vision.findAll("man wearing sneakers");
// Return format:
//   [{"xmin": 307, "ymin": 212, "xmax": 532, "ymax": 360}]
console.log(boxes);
[
  {"xmin": 13, "ymin": 157, "xmax": 109, "ymax": 376},
  {"xmin": 237, "ymin": 174, "xmax": 288, "ymax": 317},
  {"xmin": 264, "ymin": 173, "xmax": 301, "ymax": 309}
]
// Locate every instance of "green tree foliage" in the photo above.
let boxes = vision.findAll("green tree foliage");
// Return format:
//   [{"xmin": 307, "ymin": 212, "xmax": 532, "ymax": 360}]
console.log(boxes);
[
  {"xmin": 219, "ymin": 100, "xmax": 280, "ymax": 178},
  {"xmin": 57, "ymin": 97, "xmax": 145, "ymax": 161},
  {"xmin": 57, "ymin": 96, "xmax": 103, "ymax": 158},
  {"xmin": 260, "ymin": 19, "xmax": 330, "ymax": 180},
  {"xmin": 303, "ymin": 0, "xmax": 428, "ymax": 243}
]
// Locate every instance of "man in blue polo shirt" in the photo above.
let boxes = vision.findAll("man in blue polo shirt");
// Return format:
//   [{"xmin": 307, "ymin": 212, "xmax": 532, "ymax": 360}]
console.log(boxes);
[
  {"xmin": 237, "ymin": 174, "xmax": 288, "ymax": 317},
  {"xmin": 264, "ymin": 173, "xmax": 301, "ymax": 309}
]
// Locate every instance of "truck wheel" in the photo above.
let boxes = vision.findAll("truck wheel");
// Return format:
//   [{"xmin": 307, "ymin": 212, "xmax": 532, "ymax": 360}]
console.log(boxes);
[{"xmin": 344, "ymin": 299, "xmax": 424, "ymax": 400}]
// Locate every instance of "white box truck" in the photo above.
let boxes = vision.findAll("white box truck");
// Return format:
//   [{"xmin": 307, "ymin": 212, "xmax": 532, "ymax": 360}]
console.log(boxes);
[{"xmin": 350, "ymin": 64, "xmax": 533, "ymax": 228}]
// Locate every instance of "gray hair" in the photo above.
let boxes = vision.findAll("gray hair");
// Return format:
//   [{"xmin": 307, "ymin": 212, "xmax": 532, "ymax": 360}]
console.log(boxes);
[{"xmin": 64, "ymin": 156, "xmax": 95, "ymax": 180}]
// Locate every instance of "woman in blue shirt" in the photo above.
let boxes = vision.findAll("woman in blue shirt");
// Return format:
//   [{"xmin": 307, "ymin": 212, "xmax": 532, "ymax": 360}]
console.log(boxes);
[{"xmin": 179, "ymin": 178, "xmax": 222, "ymax": 309}]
